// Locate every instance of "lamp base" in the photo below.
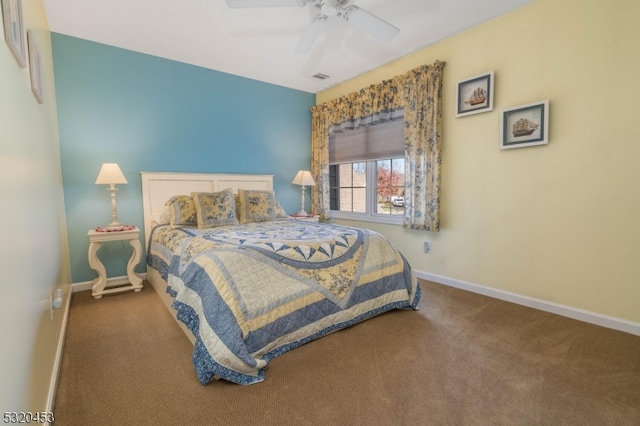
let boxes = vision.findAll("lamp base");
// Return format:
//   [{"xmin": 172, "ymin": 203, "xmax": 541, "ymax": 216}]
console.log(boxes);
[{"xmin": 105, "ymin": 222, "xmax": 125, "ymax": 231}]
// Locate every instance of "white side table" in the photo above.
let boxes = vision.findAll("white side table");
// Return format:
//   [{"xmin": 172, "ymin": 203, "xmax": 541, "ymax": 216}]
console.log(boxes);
[{"xmin": 87, "ymin": 227, "xmax": 143, "ymax": 299}]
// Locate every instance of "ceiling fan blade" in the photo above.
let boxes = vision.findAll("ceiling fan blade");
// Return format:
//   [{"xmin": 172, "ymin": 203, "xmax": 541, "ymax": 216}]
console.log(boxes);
[
  {"xmin": 295, "ymin": 15, "xmax": 328, "ymax": 54},
  {"xmin": 226, "ymin": 0, "xmax": 304, "ymax": 8},
  {"xmin": 342, "ymin": 6, "xmax": 400, "ymax": 42}
]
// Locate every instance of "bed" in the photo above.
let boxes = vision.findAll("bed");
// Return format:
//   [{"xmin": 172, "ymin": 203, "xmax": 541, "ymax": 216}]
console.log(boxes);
[{"xmin": 141, "ymin": 172, "xmax": 421, "ymax": 385}]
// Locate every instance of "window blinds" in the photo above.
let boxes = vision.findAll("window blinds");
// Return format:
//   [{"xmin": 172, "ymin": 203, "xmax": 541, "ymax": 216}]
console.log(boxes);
[{"xmin": 329, "ymin": 119, "xmax": 404, "ymax": 163}]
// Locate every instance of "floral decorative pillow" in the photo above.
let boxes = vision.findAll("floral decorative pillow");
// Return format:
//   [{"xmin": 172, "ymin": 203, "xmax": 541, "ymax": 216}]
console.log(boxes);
[
  {"xmin": 158, "ymin": 209, "xmax": 171, "ymax": 225},
  {"xmin": 274, "ymin": 199, "xmax": 288, "ymax": 218},
  {"xmin": 165, "ymin": 195, "xmax": 197, "ymax": 229},
  {"xmin": 192, "ymin": 189, "xmax": 239, "ymax": 228},
  {"xmin": 236, "ymin": 189, "xmax": 276, "ymax": 224}
]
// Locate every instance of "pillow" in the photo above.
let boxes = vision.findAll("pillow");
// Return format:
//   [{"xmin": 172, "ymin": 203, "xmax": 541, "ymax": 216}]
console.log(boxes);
[
  {"xmin": 274, "ymin": 199, "xmax": 288, "ymax": 218},
  {"xmin": 192, "ymin": 189, "xmax": 239, "ymax": 228},
  {"xmin": 165, "ymin": 195, "xmax": 197, "ymax": 228},
  {"xmin": 236, "ymin": 189, "xmax": 277, "ymax": 224},
  {"xmin": 158, "ymin": 208, "xmax": 171, "ymax": 225}
]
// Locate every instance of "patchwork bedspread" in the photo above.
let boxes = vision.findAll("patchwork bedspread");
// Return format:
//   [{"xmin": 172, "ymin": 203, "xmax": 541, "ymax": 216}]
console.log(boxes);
[{"xmin": 147, "ymin": 219, "xmax": 420, "ymax": 385}]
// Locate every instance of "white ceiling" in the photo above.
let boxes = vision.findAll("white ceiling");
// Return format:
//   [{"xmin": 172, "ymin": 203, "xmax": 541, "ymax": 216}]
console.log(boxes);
[{"xmin": 42, "ymin": 0, "xmax": 532, "ymax": 94}]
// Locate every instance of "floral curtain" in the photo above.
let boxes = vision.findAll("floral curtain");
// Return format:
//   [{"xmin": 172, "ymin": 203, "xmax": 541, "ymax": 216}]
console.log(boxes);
[{"xmin": 310, "ymin": 60, "xmax": 445, "ymax": 231}]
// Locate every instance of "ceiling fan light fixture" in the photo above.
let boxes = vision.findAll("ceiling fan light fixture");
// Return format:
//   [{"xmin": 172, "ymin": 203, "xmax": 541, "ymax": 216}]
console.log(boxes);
[
  {"xmin": 227, "ymin": 0, "xmax": 399, "ymax": 53},
  {"xmin": 321, "ymin": 0, "xmax": 338, "ymax": 16},
  {"xmin": 342, "ymin": 6, "xmax": 400, "ymax": 42}
]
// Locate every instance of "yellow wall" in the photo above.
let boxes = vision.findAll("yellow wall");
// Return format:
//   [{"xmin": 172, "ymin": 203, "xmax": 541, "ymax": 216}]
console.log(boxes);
[
  {"xmin": 0, "ymin": 0, "xmax": 70, "ymax": 412},
  {"xmin": 318, "ymin": 0, "xmax": 640, "ymax": 323}
]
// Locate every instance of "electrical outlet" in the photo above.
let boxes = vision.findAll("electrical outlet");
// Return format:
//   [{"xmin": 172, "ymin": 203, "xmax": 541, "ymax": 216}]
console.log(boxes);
[{"xmin": 423, "ymin": 241, "xmax": 430, "ymax": 253}]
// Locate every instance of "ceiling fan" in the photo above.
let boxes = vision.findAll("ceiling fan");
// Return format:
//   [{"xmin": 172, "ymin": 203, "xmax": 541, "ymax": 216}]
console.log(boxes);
[{"xmin": 225, "ymin": 0, "xmax": 400, "ymax": 54}]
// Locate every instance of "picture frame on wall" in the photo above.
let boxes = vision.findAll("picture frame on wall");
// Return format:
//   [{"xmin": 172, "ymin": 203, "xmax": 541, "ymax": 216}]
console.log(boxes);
[
  {"xmin": 1, "ymin": 0, "xmax": 26, "ymax": 67},
  {"xmin": 27, "ymin": 30, "xmax": 43, "ymax": 103},
  {"xmin": 455, "ymin": 71, "xmax": 494, "ymax": 117},
  {"xmin": 500, "ymin": 100, "xmax": 549, "ymax": 150}
]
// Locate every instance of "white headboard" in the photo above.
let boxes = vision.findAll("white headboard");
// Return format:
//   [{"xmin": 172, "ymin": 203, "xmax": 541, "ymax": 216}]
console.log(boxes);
[{"xmin": 140, "ymin": 172, "xmax": 274, "ymax": 246}]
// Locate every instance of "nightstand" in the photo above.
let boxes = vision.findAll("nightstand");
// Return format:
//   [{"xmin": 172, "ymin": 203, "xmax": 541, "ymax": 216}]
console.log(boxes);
[
  {"xmin": 290, "ymin": 214, "xmax": 320, "ymax": 223},
  {"xmin": 87, "ymin": 226, "xmax": 143, "ymax": 299}
]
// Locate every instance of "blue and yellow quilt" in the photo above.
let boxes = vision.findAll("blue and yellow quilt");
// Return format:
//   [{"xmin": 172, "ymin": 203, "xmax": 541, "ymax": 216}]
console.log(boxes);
[{"xmin": 147, "ymin": 219, "xmax": 420, "ymax": 385}]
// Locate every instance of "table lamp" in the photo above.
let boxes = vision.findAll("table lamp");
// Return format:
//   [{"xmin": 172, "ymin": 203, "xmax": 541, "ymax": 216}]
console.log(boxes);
[
  {"xmin": 291, "ymin": 170, "xmax": 315, "ymax": 216},
  {"xmin": 95, "ymin": 163, "xmax": 128, "ymax": 230}
]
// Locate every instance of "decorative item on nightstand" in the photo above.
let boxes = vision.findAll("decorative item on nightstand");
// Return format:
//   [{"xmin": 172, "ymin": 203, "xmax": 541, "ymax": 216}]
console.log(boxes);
[
  {"xmin": 289, "ymin": 214, "xmax": 319, "ymax": 223},
  {"xmin": 95, "ymin": 163, "xmax": 128, "ymax": 231},
  {"xmin": 291, "ymin": 170, "xmax": 315, "ymax": 216}
]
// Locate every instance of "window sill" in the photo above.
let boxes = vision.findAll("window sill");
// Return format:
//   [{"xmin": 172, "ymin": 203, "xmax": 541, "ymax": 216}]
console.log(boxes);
[{"xmin": 329, "ymin": 211, "xmax": 403, "ymax": 226}]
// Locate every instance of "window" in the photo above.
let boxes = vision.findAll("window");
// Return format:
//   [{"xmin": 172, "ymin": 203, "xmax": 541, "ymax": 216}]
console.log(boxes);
[
  {"xmin": 376, "ymin": 158, "xmax": 405, "ymax": 213},
  {"xmin": 329, "ymin": 119, "xmax": 405, "ymax": 224}
]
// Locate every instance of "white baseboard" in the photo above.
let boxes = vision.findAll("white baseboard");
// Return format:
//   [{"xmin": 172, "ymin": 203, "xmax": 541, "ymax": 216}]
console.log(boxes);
[
  {"xmin": 45, "ymin": 285, "xmax": 72, "ymax": 425},
  {"xmin": 415, "ymin": 270, "xmax": 640, "ymax": 337},
  {"xmin": 71, "ymin": 273, "xmax": 148, "ymax": 293}
]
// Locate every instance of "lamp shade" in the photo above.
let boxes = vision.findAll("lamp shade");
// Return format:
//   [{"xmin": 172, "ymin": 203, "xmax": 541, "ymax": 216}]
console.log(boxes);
[
  {"xmin": 291, "ymin": 170, "xmax": 316, "ymax": 187},
  {"xmin": 95, "ymin": 163, "xmax": 128, "ymax": 185}
]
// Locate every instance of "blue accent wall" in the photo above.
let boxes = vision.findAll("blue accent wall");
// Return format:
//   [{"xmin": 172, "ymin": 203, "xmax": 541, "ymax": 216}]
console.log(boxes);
[{"xmin": 52, "ymin": 34, "xmax": 316, "ymax": 283}]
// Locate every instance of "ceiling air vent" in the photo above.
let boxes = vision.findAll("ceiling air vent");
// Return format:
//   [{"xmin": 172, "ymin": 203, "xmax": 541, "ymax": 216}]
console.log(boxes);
[{"xmin": 312, "ymin": 73, "xmax": 330, "ymax": 80}]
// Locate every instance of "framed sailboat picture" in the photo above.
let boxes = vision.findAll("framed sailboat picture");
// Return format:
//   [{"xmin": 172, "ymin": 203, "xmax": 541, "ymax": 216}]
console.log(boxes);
[
  {"xmin": 455, "ymin": 71, "xmax": 494, "ymax": 117},
  {"xmin": 500, "ymin": 100, "xmax": 549, "ymax": 150}
]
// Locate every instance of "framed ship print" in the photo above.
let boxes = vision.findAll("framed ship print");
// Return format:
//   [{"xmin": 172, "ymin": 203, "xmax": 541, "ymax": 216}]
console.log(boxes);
[
  {"xmin": 500, "ymin": 100, "xmax": 549, "ymax": 150},
  {"xmin": 455, "ymin": 71, "xmax": 494, "ymax": 117},
  {"xmin": 1, "ymin": 0, "xmax": 27, "ymax": 67}
]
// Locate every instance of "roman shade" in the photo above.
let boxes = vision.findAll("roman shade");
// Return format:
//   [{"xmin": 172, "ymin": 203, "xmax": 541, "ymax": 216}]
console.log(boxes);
[{"xmin": 329, "ymin": 119, "xmax": 404, "ymax": 163}]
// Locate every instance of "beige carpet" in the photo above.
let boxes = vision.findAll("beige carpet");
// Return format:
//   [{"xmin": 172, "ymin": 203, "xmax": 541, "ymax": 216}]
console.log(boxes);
[{"xmin": 53, "ymin": 280, "xmax": 640, "ymax": 425}]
